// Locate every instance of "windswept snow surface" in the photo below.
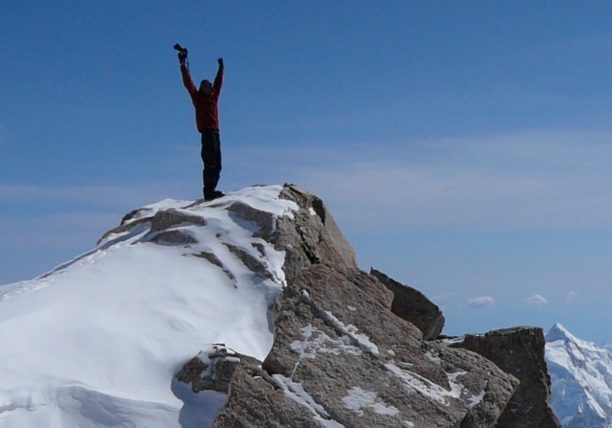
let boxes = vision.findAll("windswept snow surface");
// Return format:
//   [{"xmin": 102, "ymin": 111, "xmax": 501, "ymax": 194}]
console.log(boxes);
[
  {"xmin": 0, "ymin": 185, "xmax": 297, "ymax": 428},
  {"xmin": 545, "ymin": 323, "xmax": 612, "ymax": 427}
]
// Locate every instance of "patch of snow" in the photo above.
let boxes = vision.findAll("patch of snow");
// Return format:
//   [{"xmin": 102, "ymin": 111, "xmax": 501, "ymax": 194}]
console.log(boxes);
[
  {"xmin": 396, "ymin": 361, "xmax": 414, "ymax": 369},
  {"xmin": 273, "ymin": 374, "xmax": 345, "ymax": 428},
  {"xmin": 323, "ymin": 311, "xmax": 380, "ymax": 356},
  {"xmin": 385, "ymin": 362, "xmax": 465, "ymax": 406},
  {"xmin": 424, "ymin": 350, "xmax": 441, "ymax": 364},
  {"xmin": 446, "ymin": 371, "xmax": 466, "ymax": 398},
  {"xmin": 439, "ymin": 336, "xmax": 465, "ymax": 346},
  {"xmin": 342, "ymin": 387, "xmax": 399, "ymax": 417},
  {"xmin": 308, "ymin": 207, "xmax": 317, "ymax": 216},
  {"xmin": 468, "ymin": 389, "xmax": 486, "ymax": 408},
  {"xmin": 290, "ymin": 325, "xmax": 362, "ymax": 360}
]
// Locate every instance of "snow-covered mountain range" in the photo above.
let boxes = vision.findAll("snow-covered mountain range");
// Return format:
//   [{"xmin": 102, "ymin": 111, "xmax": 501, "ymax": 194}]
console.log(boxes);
[{"xmin": 546, "ymin": 323, "xmax": 612, "ymax": 427}]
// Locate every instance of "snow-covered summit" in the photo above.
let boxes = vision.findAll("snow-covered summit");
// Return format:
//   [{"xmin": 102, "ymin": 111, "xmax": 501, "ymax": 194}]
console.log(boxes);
[
  {"xmin": 1, "ymin": 183, "xmax": 564, "ymax": 427},
  {"xmin": 546, "ymin": 323, "xmax": 574, "ymax": 342},
  {"xmin": 545, "ymin": 323, "xmax": 612, "ymax": 427},
  {"xmin": 0, "ymin": 185, "xmax": 298, "ymax": 428}
]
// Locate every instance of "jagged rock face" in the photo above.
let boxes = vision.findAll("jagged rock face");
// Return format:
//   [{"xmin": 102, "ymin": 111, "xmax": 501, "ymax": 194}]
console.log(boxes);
[
  {"xmin": 370, "ymin": 268, "xmax": 445, "ymax": 340},
  {"xmin": 456, "ymin": 327, "xmax": 561, "ymax": 428},
  {"xmin": 213, "ymin": 264, "xmax": 518, "ymax": 427},
  {"xmin": 275, "ymin": 184, "xmax": 358, "ymax": 281},
  {"xmin": 162, "ymin": 184, "xmax": 557, "ymax": 427},
  {"xmin": 177, "ymin": 344, "xmax": 321, "ymax": 428}
]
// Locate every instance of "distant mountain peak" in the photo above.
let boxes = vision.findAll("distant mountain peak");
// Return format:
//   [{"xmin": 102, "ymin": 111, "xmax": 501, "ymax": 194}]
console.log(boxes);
[
  {"xmin": 545, "ymin": 323, "xmax": 576, "ymax": 343},
  {"xmin": 545, "ymin": 323, "xmax": 612, "ymax": 427}
]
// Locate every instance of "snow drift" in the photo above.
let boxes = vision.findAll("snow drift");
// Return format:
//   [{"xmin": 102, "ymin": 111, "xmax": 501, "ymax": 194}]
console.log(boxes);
[{"xmin": 0, "ymin": 185, "xmax": 297, "ymax": 427}]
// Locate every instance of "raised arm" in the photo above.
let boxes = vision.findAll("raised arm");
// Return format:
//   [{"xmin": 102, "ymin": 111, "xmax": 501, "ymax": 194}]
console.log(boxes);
[
  {"xmin": 213, "ymin": 58, "xmax": 224, "ymax": 100},
  {"xmin": 180, "ymin": 63, "xmax": 198, "ymax": 97}
]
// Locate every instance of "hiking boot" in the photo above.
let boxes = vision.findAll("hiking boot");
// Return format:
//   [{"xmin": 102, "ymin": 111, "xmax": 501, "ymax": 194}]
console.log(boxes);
[{"xmin": 204, "ymin": 190, "xmax": 224, "ymax": 201}]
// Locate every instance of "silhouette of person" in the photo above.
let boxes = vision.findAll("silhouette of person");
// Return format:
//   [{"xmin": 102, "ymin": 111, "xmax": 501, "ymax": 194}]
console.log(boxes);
[{"xmin": 179, "ymin": 50, "xmax": 224, "ymax": 200}]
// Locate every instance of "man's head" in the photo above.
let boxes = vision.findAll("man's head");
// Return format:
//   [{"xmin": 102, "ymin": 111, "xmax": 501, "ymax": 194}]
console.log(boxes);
[{"xmin": 199, "ymin": 80, "xmax": 212, "ymax": 95}]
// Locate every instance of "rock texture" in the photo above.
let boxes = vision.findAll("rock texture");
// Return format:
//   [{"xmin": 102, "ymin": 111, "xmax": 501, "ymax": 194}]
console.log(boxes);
[
  {"xmin": 176, "ymin": 344, "xmax": 257, "ymax": 394},
  {"xmin": 99, "ymin": 207, "xmax": 206, "ymax": 245},
  {"xmin": 370, "ymin": 268, "xmax": 445, "ymax": 340},
  {"xmin": 214, "ymin": 358, "xmax": 320, "ymax": 428},
  {"xmin": 204, "ymin": 264, "xmax": 519, "ymax": 428},
  {"xmin": 274, "ymin": 184, "xmax": 358, "ymax": 281},
  {"xmin": 455, "ymin": 327, "xmax": 561, "ymax": 428},
  {"xmin": 171, "ymin": 184, "xmax": 560, "ymax": 427}
]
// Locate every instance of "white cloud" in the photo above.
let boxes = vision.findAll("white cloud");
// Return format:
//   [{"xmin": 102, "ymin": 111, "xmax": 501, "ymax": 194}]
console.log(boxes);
[
  {"xmin": 468, "ymin": 296, "xmax": 495, "ymax": 308},
  {"xmin": 258, "ymin": 130, "xmax": 612, "ymax": 233},
  {"xmin": 566, "ymin": 291, "xmax": 579, "ymax": 302},
  {"xmin": 527, "ymin": 294, "xmax": 549, "ymax": 306}
]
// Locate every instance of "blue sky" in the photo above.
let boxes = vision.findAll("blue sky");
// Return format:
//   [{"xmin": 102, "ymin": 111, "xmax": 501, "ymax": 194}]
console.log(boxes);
[{"xmin": 2, "ymin": 1, "xmax": 612, "ymax": 343}]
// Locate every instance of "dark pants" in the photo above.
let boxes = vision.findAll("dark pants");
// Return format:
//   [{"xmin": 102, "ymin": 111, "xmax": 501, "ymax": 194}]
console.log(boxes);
[{"xmin": 201, "ymin": 129, "xmax": 222, "ymax": 198}]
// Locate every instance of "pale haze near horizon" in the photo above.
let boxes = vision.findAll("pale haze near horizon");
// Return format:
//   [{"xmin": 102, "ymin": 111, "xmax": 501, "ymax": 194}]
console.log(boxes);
[{"xmin": 2, "ymin": 2, "xmax": 612, "ymax": 344}]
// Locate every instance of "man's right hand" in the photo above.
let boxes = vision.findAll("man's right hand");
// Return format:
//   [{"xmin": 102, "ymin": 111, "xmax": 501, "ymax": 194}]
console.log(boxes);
[{"xmin": 178, "ymin": 52, "xmax": 187, "ymax": 65}]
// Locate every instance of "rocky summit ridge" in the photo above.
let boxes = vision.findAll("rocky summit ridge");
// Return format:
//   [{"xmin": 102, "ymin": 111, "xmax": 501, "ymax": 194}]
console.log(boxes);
[
  {"xmin": 0, "ymin": 184, "xmax": 562, "ymax": 428},
  {"xmin": 169, "ymin": 184, "xmax": 561, "ymax": 427}
]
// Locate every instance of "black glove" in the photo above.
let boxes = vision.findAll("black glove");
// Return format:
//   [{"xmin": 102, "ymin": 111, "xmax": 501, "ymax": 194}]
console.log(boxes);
[
  {"xmin": 178, "ymin": 51, "xmax": 187, "ymax": 65},
  {"xmin": 217, "ymin": 57, "xmax": 224, "ymax": 67}
]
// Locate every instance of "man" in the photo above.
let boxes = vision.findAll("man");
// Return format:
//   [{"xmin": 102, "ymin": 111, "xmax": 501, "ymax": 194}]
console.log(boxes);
[{"xmin": 178, "ymin": 48, "xmax": 224, "ymax": 200}]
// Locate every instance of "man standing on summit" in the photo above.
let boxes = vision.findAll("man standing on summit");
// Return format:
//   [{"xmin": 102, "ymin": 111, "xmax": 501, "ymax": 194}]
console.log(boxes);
[{"xmin": 176, "ymin": 44, "xmax": 224, "ymax": 201}]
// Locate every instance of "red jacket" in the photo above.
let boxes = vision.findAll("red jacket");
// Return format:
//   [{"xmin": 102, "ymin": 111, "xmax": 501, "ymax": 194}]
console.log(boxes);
[{"xmin": 181, "ymin": 63, "xmax": 223, "ymax": 132}]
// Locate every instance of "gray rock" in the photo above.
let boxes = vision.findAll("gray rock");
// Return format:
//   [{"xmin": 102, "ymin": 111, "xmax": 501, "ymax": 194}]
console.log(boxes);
[
  {"xmin": 98, "ymin": 208, "xmax": 206, "ymax": 245},
  {"xmin": 194, "ymin": 251, "xmax": 237, "ymax": 285},
  {"xmin": 423, "ymin": 341, "xmax": 518, "ymax": 428},
  {"xmin": 455, "ymin": 327, "xmax": 561, "ymax": 428},
  {"xmin": 257, "ymin": 264, "xmax": 517, "ymax": 427},
  {"xmin": 370, "ymin": 268, "xmax": 445, "ymax": 340},
  {"xmin": 274, "ymin": 184, "xmax": 357, "ymax": 282},
  {"xmin": 148, "ymin": 229, "xmax": 197, "ymax": 245},
  {"xmin": 148, "ymin": 184, "xmax": 560, "ymax": 427},
  {"xmin": 212, "ymin": 358, "xmax": 320, "ymax": 428},
  {"xmin": 224, "ymin": 243, "xmax": 274, "ymax": 280},
  {"xmin": 226, "ymin": 200, "xmax": 276, "ymax": 239},
  {"xmin": 176, "ymin": 344, "xmax": 255, "ymax": 393}
]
